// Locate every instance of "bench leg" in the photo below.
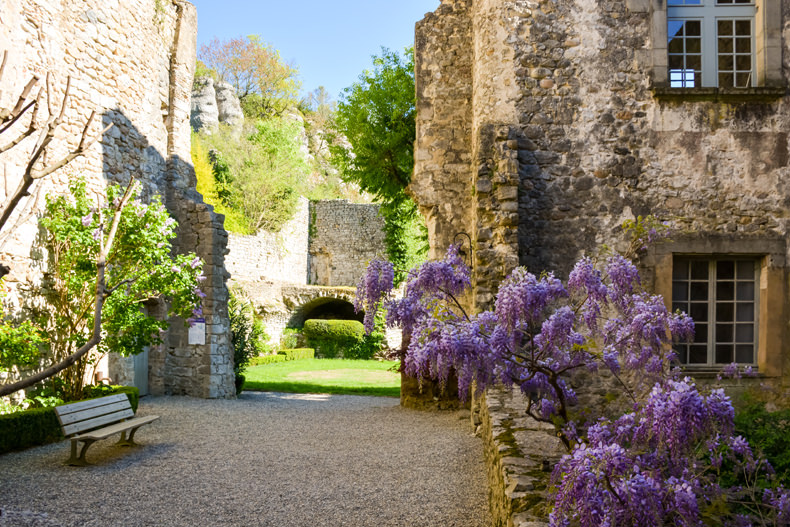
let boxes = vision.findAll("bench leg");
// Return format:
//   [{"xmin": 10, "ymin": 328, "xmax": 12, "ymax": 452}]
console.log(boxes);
[
  {"xmin": 116, "ymin": 427, "xmax": 141, "ymax": 447},
  {"xmin": 65, "ymin": 439, "xmax": 95, "ymax": 466}
]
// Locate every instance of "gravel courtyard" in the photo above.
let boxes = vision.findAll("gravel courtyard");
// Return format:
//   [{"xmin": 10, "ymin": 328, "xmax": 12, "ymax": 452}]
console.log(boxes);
[{"xmin": 0, "ymin": 392, "xmax": 491, "ymax": 527}]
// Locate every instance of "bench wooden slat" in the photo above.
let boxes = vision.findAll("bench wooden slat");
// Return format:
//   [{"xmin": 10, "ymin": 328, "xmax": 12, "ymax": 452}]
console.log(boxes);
[
  {"xmin": 57, "ymin": 400, "xmax": 132, "ymax": 426},
  {"xmin": 55, "ymin": 393, "xmax": 129, "ymax": 417},
  {"xmin": 73, "ymin": 415, "xmax": 160, "ymax": 441},
  {"xmin": 61, "ymin": 408, "xmax": 135, "ymax": 436}
]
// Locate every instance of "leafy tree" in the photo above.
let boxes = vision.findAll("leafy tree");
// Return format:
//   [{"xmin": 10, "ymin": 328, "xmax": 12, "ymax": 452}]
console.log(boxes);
[
  {"xmin": 330, "ymin": 47, "xmax": 415, "ymax": 202},
  {"xmin": 198, "ymin": 35, "xmax": 301, "ymax": 119},
  {"xmin": 330, "ymin": 47, "xmax": 426, "ymax": 280},
  {"xmin": 1, "ymin": 180, "xmax": 205, "ymax": 400},
  {"xmin": 196, "ymin": 116, "xmax": 310, "ymax": 233}
]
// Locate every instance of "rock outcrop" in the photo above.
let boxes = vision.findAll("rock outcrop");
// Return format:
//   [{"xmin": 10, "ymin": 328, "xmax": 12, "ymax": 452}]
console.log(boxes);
[{"xmin": 190, "ymin": 77, "xmax": 243, "ymax": 133}]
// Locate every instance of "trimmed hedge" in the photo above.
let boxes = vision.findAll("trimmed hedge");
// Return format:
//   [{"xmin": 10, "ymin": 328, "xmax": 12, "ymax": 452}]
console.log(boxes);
[
  {"xmin": 250, "ymin": 354, "xmax": 288, "ymax": 366},
  {"xmin": 303, "ymin": 319, "xmax": 381, "ymax": 359},
  {"xmin": 278, "ymin": 348, "xmax": 315, "ymax": 361},
  {"xmin": 0, "ymin": 385, "xmax": 139, "ymax": 455},
  {"xmin": 249, "ymin": 349, "xmax": 316, "ymax": 366}
]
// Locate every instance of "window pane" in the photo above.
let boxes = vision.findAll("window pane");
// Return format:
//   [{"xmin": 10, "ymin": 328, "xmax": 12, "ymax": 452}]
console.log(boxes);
[
  {"xmin": 737, "ymin": 282, "xmax": 755, "ymax": 301},
  {"xmin": 719, "ymin": 38, "xmax": 734, "ymax": 54},
  {"xmin": 718, "ymin": 20, "xmax": 734, "ymax": 35},
  {"xmin": 736, "ymin": 303, "xmax": 754, "ymax": 322},
  {"xmin": 717, "ymin": 281, "xmax": 735, "ymax": 301},
  {"xmin": 669, "ymin": 55, "xmax": 685, "ymax": 69},
  {"xmin": 718, "ymin": 261, "xmax": 735, "ymax": 279},
  {"xmin": 719, "ymin": 55, "xmax": 734, "ymax": 71},
  {"xmin": 736, "ymin": 324, "xmax": 754, "ymax": 343},
  {"xmin": 691, "ymin": 282, "xmax": 709, "ymax": 300},
  {"xmin": 673, "ymin": 261, "xmax": 689, "ymax": 280},
  {"xmin": 717, "ymin": 303, "xmax": 734, "ymax": 322},
  {"xmin": 690, "ymin": 303, "xmax": 708, "ymax": 322},
  {"xmin": 719, "ymin": 73, "xmax": 735, "ymax": 88},
  {"xmin": 735, "ymin": 20, "xmax": 751, "ymax": 36},
  {"xmin": 686, "ymin": 38, "xmax": 701, "ymax": 54},
  {"xmin": 668, "ymin": 20, "xmax": 685, "ymax": 39},
  {"xmin": 689, "ymin": 345, "xmax": 708, "ymax": 364},
  {"xmin": 737, "ymin": 261, "xmax": 754, "ymax": 280},
  {"xmin": 735, "ymin": 55, "xmax": 751, "ymax": 71},
  {"xmin": 669, "ymin": 39, "xmax": 685, "ymax": 55},
  {"xmin": 716, "ymin": 324, "xmax": 734, "ymax": 342},
  {"xmin": 687, "ymin": 55, "xmax": 702, "ymax": 70},
  {"xmin": 694, "ymin": 323, "xmax": 708, "ymax": 343},
  {"xmin": 685, "ymin": 20, "xmax": 701, "ymax": 37},
  {"xmin": 673, "ymin": 282, "xmax": 689, "ymax": 301},
  {"xmin": 736, "ymin": 38, "xmax": 751, "ymax": 53},
  {"xmin": 735, "ymin": 72, "xmax": 751, "ymax": 87},
  {"xmin": 716, "ymin": 344, "xmax": 733, "ymax": 364},
  {"xmin": 674, "ymin": 345, "xmax": 688, "ymax": 363},
  {"xmin": 735, "ymin": 344, "xmax": 754, "ymax": 364},
  {"xmin": 691, "ymin": 261, "xmax": 708, "ymax": 279}
]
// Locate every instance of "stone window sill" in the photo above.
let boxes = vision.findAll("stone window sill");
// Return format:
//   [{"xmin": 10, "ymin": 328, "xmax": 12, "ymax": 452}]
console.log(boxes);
[{"xmin": 652, "ymin": 86, "xmax": 786, "ymax": 103}]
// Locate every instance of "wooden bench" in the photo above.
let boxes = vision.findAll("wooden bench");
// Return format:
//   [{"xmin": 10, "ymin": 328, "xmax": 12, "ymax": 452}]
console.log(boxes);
[{"xmin": 54, "ymin": 393, "xmax": 159, "ymax": 466}]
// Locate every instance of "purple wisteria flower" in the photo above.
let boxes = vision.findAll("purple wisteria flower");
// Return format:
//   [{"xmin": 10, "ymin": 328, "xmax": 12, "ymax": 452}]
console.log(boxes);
[{"xmin": 81, "ymin": 212, "xmax": 93, "ymax": 227}]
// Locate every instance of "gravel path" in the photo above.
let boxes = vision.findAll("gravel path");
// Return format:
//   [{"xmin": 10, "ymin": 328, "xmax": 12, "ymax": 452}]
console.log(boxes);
[{"xmin": 0, "ymin": 392, "xmax": 491, "ymax": 527}]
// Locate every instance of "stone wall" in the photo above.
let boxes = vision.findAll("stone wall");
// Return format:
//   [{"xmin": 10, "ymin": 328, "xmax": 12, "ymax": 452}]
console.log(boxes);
[
  {"xmin": 226, "ymin": 197, "xmax": 310, "ymax": 284},
  {"xmin": 414, "ymin": 0, "xmax": 790, "ymax": 378},
  {"xmin": 472, "ymin": 387, "xmax": 564, "ymax": 526},
  {"xmin": 0, "ymin": 0, "xmax": 234, "ymax": 398},
  {"xmin": 308, "ymin": 200, "xmax": 387, "ymax": 287}
]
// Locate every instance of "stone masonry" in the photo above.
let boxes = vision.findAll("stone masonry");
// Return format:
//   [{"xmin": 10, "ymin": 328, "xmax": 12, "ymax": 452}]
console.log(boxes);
[
  {"xmin": 225, "ymin": 198, "xmax": 387, "ymax": 345},
  {"xmin": 0, "ymin": 0, "xmax": 234, "ymax": 398},
  {"xmin": 415, "ymin": 0, "xmax": 790, "ymax": 522}
]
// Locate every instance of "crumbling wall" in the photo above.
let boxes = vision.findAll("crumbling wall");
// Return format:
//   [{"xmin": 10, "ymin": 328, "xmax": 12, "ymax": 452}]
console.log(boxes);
[
  {"xmin": 0, "ymin": 0, "xmax": 234, "ymax": 398},
  {"xmin": 308, "ymin": 200, "xmax": 387, "ymax": 287}
]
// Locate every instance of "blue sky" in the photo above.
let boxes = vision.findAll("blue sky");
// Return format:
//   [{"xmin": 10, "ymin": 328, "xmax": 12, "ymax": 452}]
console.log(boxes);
[{"xmin": 188, "ymin": 0, "xmax": 440, "ymax": 101}]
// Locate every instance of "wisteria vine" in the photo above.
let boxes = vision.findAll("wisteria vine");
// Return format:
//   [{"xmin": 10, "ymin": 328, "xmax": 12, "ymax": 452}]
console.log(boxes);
[{"xmin": 354, "ymin": 231, "xmax": 790, "ymax": 525}]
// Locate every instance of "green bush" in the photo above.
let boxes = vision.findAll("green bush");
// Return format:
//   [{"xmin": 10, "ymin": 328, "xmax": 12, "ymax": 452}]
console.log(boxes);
[
  {"xmin": 280, "ymin": 328, "xmax": 302, "ymax": 349},
  {"xmin": 278, "ymin": 348, "xmax": 315, "ymax": 361},
  {"xmin": 302, "ymin": 319, "xmax": 383, "ymax": 359},
  {"xmin": 0, "ymin": 385, "xmax": 139, "ymax": 454},
  {"xmin": 735, "ymin": 401, "xmax": 790, "ymax": 483},
  {"xmin": 250, "ymin": 354, "xmax": 288, "ymax": 366}
]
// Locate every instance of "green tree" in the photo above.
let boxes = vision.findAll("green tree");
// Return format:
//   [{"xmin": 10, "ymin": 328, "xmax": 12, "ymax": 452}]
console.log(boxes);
[
  {"xmin": 196, "ymin": 116, "xmax": 310, "ymax": 233},
  {"xmin": 330, "ymin": 47, "xmax": 416, "ymax": 202},
  {"xmin": 1, "ymin": 180, "xmax": 205, "ymax": 400},
  {"xmin": 198, "ymin": 35, "xmax": 301, "ymax": 119},
  {"xmin": 330, "ymin": 47, "xmax": 427, "ymax": 280}
]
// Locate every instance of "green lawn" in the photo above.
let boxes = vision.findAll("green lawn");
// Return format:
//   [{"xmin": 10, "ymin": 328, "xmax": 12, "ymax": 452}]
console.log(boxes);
[{"xmin": 243, "ymin": 359, "xmax": 401, "ymax": 397}]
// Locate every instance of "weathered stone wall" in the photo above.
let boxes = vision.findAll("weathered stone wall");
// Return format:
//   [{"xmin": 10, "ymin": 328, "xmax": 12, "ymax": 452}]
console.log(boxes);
[
  {"xmin": 413, "ymin": 0, "xmax": 475, "ymax": 261},
  {"xmin": 0, "ymin": 0, "xmax": 234, "ymax": 398},
  {"xmin": 308, "ymin": 200, "xmax": 387, "ymax": 287},
  {"xmin": 226, "ymin": 197, "xmax": 310, "ymax": 284},
  {"xmin": 414, "ymin": 0, "xmax": 790, "ymax": 376},
  {"xmin": 472, "ymin": 387, "xmax": 564, "ymax": 526}
]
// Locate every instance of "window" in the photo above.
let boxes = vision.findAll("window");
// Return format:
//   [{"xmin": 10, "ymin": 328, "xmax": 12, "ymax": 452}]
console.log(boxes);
[
  {"xmin": 667, "ymin": 0, "xmax": 756, "ymax": 88},
  {"xmin": 672, "ymin": 257, "xmax": 759, "ymax": 366},
  {"xmin": 650, "ymin": 0, "xmax": 782, "ymax": 91}
]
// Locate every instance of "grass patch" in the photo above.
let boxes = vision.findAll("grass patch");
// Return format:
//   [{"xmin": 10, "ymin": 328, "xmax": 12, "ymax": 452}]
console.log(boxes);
[{"xmin": 243, "ymin": 359, "xmax": 400, "ymax": 397}]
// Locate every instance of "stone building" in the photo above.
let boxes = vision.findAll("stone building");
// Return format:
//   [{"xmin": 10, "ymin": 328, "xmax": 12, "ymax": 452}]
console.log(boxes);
[
  {"xmin": 413, "ymin": 0, "xmax": 789, "ymax": 381},
  {"xmin": 0, "ymin": 0, "xmax": 234, "ymax": 398}
]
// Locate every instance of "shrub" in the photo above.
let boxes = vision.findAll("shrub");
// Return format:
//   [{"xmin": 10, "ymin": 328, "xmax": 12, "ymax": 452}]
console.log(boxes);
[
  {"xmin": 229, "ymin": 289, "xmax": 269, "ymax": 390},
  {"xmin": 735, "ymin": 400, "xmax": 790, "ymax": 483},
  {"xmin": 249, "ymin": 354, "xmax": 287, "ymax": 366},
  {"xmin": 278, "ymin": 348, "xmax": 315, "ymax": 361},
  {"xmin": 280, "ymin": 328, "xmax": 302, "ymax": 349},
  {"xmin": 303, "ymin": 319, "xmax": 367, "ymax": 359},
  {"xmin": 0, "ymin": 385, "xmax": 138, "ymax": 454}
]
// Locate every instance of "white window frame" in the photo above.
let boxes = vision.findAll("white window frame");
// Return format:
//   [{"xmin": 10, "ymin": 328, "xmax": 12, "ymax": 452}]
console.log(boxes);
[
  {"xmin": 649, "ymin": 0, "xmax": 782, "ymax": 90},
  {"xmin": 672, "ymin": 256, "xmax": 760, "ymax": 367},
  {"xmin": 667, "ymin": 0, "xmax": 756, "ymax": 88}
]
